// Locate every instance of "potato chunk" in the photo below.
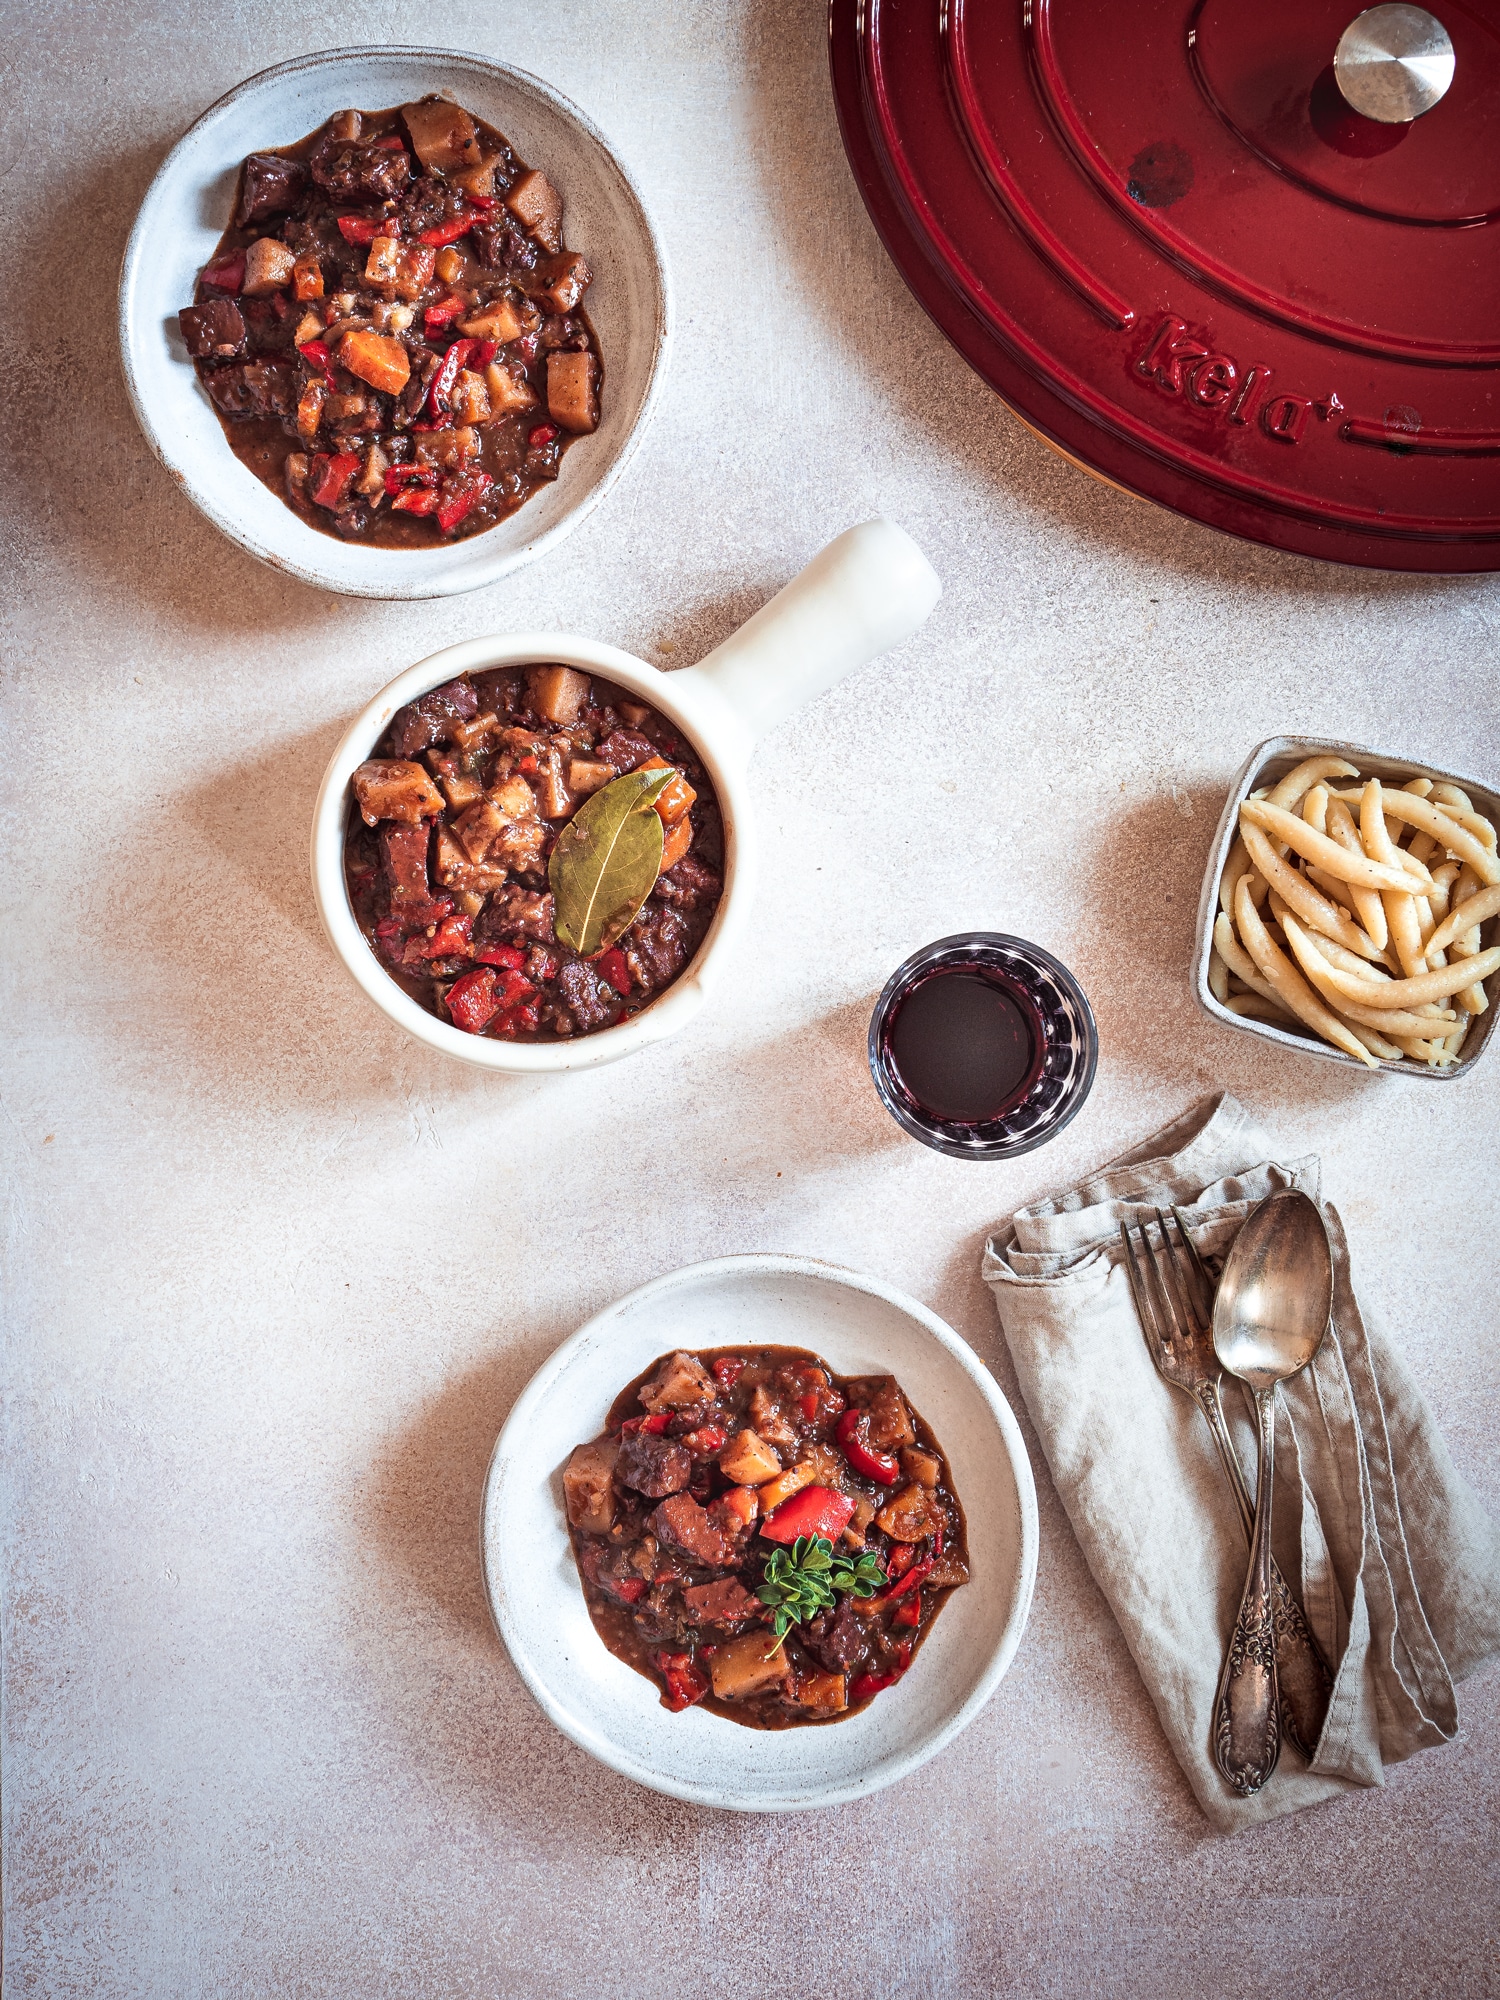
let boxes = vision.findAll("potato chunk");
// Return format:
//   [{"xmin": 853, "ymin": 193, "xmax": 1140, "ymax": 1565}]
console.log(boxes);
[
  {"xmin": 718, "ymin": 1429, "xmax": 782, "ymax": 1487},
  {"xmin": 401, "ymin": 97, "xmax": 484, "ymax": 175},
  {"xmin": 488, "ymin": 773, "xmax": 540, "ymax": 823},
  {"xmin": 533, "ymin": 250, "xmax": 592, "ymax": 313},
  {"xmin": 485, "ymin": 362, "xmax": 538, "ymax": 417},
  {"xmin": 639, "ymin": 1350, "xmax": 717, "ymax": 1412},
  {"xmin": 527, "ymin": 665, "xmax": 591, "ymax": 725},
  {"xmin": 863, "ymin": 1379, "xmax": 916, "ymax": 1452},
  {"xmin": 793, "ymin": 1670, "xmax": 848, "ymax": 1713},
  {"xmin": 460, "ymin": 298, "xmax": 526, "ymax": 344},
  {"xmin": 563, "ymin": 1438, "xmax": 618, "ymax": 1535},
  {"xmin": 339, "ymin": 329, "xmax": 411, "ymax": 395},
  {"xmin": 241, "ymin": 237, "xmax": 296, "ymax": 295},
  {"xmin": 450, "ymin": 368, "xmax": 491, "ymax": 424},
  {"xmin": 453, "ymin": 798, "xmax": 505, "ymax": 863},
  {"xmin": 875, "ymin": 1481, "xmax": 945, "ymax": 1543},
  {"xmin": 414, "ymin": 426, "xmax": 481, "ymax": 470},
  {"xmin": 708, "ymin": 1631, "xmax": 789, "ymax": 1702},
  {"xmin": 567, "ymin": 759, "xmax": 614, "ymax": 797},
  {"xmin": 546, "ymin": 350, "xmax": 599, "ymax": 434},
  {"xmin": 900, "ymin": 1446, "xmax": 942, "ymax": 1489},
  {"xmin": 351, "ymin": 759, "xmax": 444, "ymax": 826},
  {"xmin": 364, "ymin": 236, "xmax": 437, "ymax": 299},
  {"xmin": 434, "ymin": 824, "xmax": 509, "ymax": 893},
  {"xmin": 506, "ymin": 167, "xmax": 564, "ymax": 251}
]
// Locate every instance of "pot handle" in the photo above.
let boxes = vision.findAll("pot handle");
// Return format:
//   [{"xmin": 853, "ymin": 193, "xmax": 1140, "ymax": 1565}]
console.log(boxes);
[{"xmin": 676, "ymin": 519, "xmax": 941, "ymax": 747}]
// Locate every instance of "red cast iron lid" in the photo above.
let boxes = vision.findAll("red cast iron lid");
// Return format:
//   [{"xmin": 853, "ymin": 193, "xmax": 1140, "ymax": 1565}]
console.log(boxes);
[{"xmin": 829, "ymin": 0, "xmax": 1500, "ymax": 571}]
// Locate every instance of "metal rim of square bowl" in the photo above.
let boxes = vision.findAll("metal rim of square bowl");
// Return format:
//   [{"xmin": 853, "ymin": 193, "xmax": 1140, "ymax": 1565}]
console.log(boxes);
[{"xmin": 1191, "ymin": 735, "xmax": 1499, "ymax": 1080}]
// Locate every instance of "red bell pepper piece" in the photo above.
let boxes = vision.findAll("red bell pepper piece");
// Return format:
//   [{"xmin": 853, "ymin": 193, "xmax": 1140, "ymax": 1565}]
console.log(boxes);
[
  {"xmin": 597, "ymin": 947, "xmax": 632, "ymax": 996},
  {"xmin": 391, "ymin": 487, "xmax": 440, "ymax": 516},
  {"xmin": 760, "ymin": 1486, "xmax": 856, "ymax": 1546},
  {"xmin": 201, "ymin": 250, "xmax": 246, "ymax": 292},
  {"xmin": 836, "ymin": 1408, "xmax": 900, "ymax": 1485},
  {"xmin": 472, "ymin": 940, "xmax": 526, "ymax": 971},
  {"xmin": 298, "ymin": 338, "xmax": 337, "ymax": 387},
  {"xmin": 468, "ymin": 338, "xmax": 498, "ymax": 367},
  {"xmin": 528, "ymin": 422, "xmax": 559, "ymax": 447},
  {"xmin": 619, "ymin": 1412, "xmax": 673, "ymax": 1438},
  {"xmin": 653, "ymin": 1651, "xmax": 709, "ymax": 1713},
  {"xmin": 428, "ymin": 337, "xmax": 479, "ymax": 415},
  {"xmin": 309, "ymin": 451, "xmax": 361, "ymax": 511},
  {"xmin": 418, "ymin": 212, "xmax": 481, "ymax": 246},
  {"xmin": 423, "ymin": 294, "xmax": 469, "ymax": 337},
  {"xmin": 445, "ymin": 967, "xmax": 500, "ymax": 1034},
  {"xmin": 465, "ymin": 192, "xmax": 499, "ymax": 211},
  {"xmin": 682, "ymin": 1423, "xmax": 727, "ymax": 1457},
  {"xmin": 337, "ymin": 214, "xmax": 392, "ymax": 245},
  {"xmin": 933, "ymin": 1523, "xmax": 945, "ymax": 1558},
  {"xmin": 712, "ymin": 1356, "xmax": 745, "ymax": 1389},
  {"xmin": 896, "ymin": 1640, "xmax": 913, "ymax": 1670},
  {"xmin": 798, "ymin": 1392, "xmax": 820, "ymax": 1423},
  {"xmin": 383, "ymin": 464, "xmax": 439, "ymax": 496},
  {"xmin": 436, "ymin": 470, "xmax": 493, "ymax": 534},
  {"xmin": 892, "ymin": 1590, "xmax": 921, "ymax": 1629},
  {"xmin": 884, "ymin": 1542, "xmax": 917, "ymax": 1583},
  {"xmin": 372, "ymin": 133, "xmax": 407, "ymax": 151},
  {"xmin": 497, "ymin": 998, "xmax": 541, "ymax": 1035},
  {"xmin": 421, "ymin": 912, "xmax": 473, "ymax": 959},
  {"xmin": 516, "ymin": 755, "xmax": 538, "ymax": 775},
  {"xmin": 849, "ymin": 1668, "xmax": 903, "ymax": 1703},
  {"xmin": 879, "ymin": 1555, "xmax": 934, "ymax": 1607}
]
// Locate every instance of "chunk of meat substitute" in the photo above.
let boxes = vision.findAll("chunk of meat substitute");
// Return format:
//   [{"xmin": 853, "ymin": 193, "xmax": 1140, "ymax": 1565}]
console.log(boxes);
[
  {"xmin": 682, "ymin": 1577, "xmax": 760, "ymax": 1627},
  {"xmin": 390, "ymin": 679, "xmax": 480, "ymax": 758},
  {"xmin": 648, "ymin": 1493, "xmax": 731, "ymax": 1568},
  {"xmin": 379, "ymin": 823, "xmax": 432, "ymax": 906},
  {"xmin": 615, "ymin": 1431, "xmax": 693, "ymax": 1500},
  {"xmin": 178, "ymin": 299, "xmax": 247, "ymax": 360}
]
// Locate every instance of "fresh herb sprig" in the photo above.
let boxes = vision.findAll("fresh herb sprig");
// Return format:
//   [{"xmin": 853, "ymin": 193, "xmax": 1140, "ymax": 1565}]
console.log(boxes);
[{"xmin": 756, "ymin": 1536, "xmax": 887, "ymax": 1640}]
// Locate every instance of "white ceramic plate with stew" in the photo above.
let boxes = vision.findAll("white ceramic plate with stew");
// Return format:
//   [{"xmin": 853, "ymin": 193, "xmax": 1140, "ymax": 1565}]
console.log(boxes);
[
  {"xmin": 119, "ymin": 46, "xmax": 669, "ymax": 598},
  {"xmin": 480, "ymin": 1255, "xmax": 1038, "ymax": 1812}
]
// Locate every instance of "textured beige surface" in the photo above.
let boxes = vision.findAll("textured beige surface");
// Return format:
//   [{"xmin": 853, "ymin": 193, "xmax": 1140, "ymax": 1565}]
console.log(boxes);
[{"xmin": 3, "ymin": 2, "xmax": 1499, "ymax": 1994}]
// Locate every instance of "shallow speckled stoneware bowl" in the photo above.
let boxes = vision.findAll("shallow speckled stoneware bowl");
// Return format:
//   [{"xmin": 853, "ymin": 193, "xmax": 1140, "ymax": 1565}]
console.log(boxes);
[
  {"xmin": 119, "ymin": 46, "xmax": 669, "ymax": 598},
  {"xmin": 1193, "ymin": 734, "xmax": 1500, "ymax": 1079},
  {"xmin": 481, "ymin": 1255, "xmax": 1038, "ymax": 1812}
]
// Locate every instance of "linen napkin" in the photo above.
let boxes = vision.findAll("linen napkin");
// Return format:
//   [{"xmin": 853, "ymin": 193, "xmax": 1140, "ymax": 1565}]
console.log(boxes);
[{"xmin": 982, "ymin": 1093, "xmax": 1500, "ymax": 1830}]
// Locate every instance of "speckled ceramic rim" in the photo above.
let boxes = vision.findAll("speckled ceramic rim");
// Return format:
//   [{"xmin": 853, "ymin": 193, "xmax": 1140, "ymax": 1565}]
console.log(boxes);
[
  {"xmin": 868, "ymin": 932, "xmax": 1099, "ymax": 1158},
  {"xmin": 1193, "ymin": 736, "xmax": 1500, "ymax": 1079},
  {"xmin": 478, "ymin": 1253, "xmax": 1040, "ymax": 1812},
  {"xmin": 118, "ymin": 45, "xmax": 672, "ymax": 599}
]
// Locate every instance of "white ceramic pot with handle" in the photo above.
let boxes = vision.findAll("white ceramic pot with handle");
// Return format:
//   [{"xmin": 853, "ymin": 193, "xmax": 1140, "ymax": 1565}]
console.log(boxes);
[{"xmin": 310, "ymin": 518, "xmax": 942, "ymax": 1069}]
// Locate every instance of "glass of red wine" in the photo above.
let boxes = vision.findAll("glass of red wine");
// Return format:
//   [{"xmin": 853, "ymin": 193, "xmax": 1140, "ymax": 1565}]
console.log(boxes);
[{"xmin": 868, "ymin": 934, "xmax": 1097, "ymax": 1159}]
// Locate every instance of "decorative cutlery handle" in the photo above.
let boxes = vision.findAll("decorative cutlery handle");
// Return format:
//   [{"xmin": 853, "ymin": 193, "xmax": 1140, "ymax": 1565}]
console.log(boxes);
[
  {"xmin": 1212, "ymin": 1385, "xmax": 1282, "ymax": 1795},
  {"xmin": 1271, "ymin": 1567, "xmax": 1333, "ymax": 1763},
  {"xmin": 1196, "ymin": 1381, "xmax": 1332, "ymax": 1762}
]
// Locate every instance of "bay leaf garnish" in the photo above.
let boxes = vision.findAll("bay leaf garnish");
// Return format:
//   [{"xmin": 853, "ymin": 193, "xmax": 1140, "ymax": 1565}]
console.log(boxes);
[{"xmin": 549, "ymin": 766, "xmax": 675, "ymax": 956}]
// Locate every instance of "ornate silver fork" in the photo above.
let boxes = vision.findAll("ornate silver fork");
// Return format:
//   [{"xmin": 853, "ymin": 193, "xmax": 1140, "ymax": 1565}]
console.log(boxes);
[{"xmin": 1120, "ymin": 1206, "xmax": 1333, "ymax": 1764}]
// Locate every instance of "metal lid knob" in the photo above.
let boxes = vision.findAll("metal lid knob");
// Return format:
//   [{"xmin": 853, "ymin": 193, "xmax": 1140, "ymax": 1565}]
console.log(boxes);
[{"xmin": 1334, "ymin": 5, "xmax": 1455, "ymax": 122}]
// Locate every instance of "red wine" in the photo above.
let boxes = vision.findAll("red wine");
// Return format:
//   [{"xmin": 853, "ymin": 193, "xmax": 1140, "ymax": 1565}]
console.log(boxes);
[{"xmin": 885, "ymin": 969, "xmax": 1042, "ymax": 1123}]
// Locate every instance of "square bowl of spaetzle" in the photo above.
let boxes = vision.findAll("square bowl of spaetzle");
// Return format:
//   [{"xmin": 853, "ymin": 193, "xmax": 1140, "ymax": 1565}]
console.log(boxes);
[{"xmin": 1194, "ymin": 737, "xmax": 1500, "ymax": 1078}]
